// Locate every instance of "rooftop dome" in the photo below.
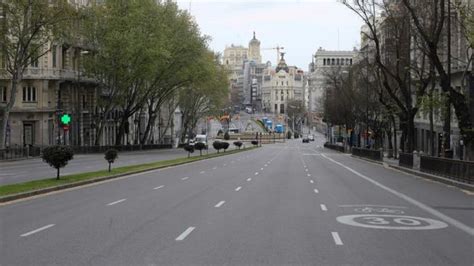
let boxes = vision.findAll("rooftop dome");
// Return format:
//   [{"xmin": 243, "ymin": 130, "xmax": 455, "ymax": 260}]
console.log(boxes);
[
  {"xmin": 275, "ymin": 52, "xmax": 289, "ymax": 73},
  {"xmin": 249, "ymin": 31, "xmax": 260, "ymax": 45}
]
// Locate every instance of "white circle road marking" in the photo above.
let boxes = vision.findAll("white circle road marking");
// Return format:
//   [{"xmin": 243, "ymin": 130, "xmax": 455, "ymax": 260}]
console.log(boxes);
[{"xmin": 336, "ymin": 214, "xmax": 448, "ymax": 230}]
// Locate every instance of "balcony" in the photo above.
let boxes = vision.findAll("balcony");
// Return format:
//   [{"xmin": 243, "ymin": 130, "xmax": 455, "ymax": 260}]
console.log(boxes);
[{"xmin": 11, "ymin": 68, "xmax": 97, "ymax": 83}]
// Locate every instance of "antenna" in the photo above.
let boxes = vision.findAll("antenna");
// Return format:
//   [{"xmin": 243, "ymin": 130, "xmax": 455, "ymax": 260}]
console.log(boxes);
[{"xmin": 337, "ymin": 28, "xmax": 340, "ymax": 50}]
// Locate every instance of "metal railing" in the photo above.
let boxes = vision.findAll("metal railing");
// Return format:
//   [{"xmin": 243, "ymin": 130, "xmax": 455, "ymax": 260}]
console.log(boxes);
[
  {"xmin": 352, "ymin": 147, "xmax": 383, "ymax": 161},
  {"xmin": 420, "ymin": 156, "xmax": 474, "ymax": 184},
  {"xmin": 399, "ymin": 152, "xmax": 414, "ymax": 168},
  {"xmin": 324, "ymin": 142, "xmax": 345, "ymax": 152},
  {"xmin": 0, "ymin": 146, "xmax": 42, "ymax": 160}
]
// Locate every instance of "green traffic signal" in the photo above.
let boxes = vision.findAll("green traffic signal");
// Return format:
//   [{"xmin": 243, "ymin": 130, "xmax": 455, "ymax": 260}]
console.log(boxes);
[{"xmin": 60, "ymin": 114, "xmax": 71, "ymax": 125}]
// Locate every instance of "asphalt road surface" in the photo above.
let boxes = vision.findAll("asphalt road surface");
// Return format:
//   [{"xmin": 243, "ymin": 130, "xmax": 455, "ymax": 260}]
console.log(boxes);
[{"xmin": 1, "ymin": 134, "xmax": 472, "ymax": 265}]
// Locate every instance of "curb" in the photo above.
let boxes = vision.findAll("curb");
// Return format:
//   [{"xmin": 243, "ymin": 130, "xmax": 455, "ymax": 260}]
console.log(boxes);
[
  {"xmin": 0, "ymin": 147, "xmax": 258, "ymax": 203},
  {"xmin": 352, "ymin": 155, "xmax": 473, "ymax": 192}
]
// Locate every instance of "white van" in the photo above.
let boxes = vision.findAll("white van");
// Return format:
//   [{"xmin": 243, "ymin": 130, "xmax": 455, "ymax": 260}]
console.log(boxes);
[{"xmin": 195, "ymin": 134, "xmax": 208, "ymax": 149}]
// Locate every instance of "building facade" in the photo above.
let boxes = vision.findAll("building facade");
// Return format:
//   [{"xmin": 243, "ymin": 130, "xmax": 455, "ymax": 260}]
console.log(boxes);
[{"xmin": 261, "ymin": 53, "xmax": 304, "ymax": 114}]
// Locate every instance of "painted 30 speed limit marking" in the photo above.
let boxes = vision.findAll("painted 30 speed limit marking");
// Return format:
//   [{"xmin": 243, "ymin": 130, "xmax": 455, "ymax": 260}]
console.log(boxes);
[{"xmin": 337, "ymin": 214, "xmax": 448, "ymax": 230}]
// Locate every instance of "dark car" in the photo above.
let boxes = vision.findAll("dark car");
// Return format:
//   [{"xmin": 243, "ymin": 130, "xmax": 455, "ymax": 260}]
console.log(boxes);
[{"xmin": 302, "ymin": 138, "xmax": 310, "ymax": 143}]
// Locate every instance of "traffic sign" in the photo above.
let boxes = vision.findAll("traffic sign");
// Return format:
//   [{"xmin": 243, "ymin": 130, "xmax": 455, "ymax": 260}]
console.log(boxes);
[{"xmin": 60, "ymin": 114, "xmax": 71, "ymax": 126}]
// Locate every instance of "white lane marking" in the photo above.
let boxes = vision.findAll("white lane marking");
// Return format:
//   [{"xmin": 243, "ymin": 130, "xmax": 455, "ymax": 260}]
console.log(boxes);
[
  {"xmin": 264, "ymin": 164, "xmax": 268, "ymax": 167},
  {"xmin": 255, "ymin": 172, "xmax": 259, "ymax": 175},
  {"xmin": 21, "ymin": 224, "xmax": 55, "ymax": 237},
  {"xmin": 223, "ymin": 164, "xmax": 227, "ymax": 166},
  {"xmin": 305, "ymin": 169, "xmax": 308, "ymax": 172},
  {"xmin": 320, "ymin": 204, "xmax": 328, "ymax": 211},
  {"xmin": 321, "ymin": 154, "xmax": 474, "ymax": 236},
  {"xmin": 331, "ymin": 232, "xmax": 343, "ymax": 245},
  {"xmin": 314, "ymin": 189, "xmax": 319, "ymax": 194},
  {"xmin": 107, "ymin": 199, "xmax": 126, "ymax": 206},
  {"xmin": 310, "ymin": 180, "xmax": 314, "ymax": 184},
  {"xmin": 339, "ymin": 204, "xmax": 407, "ymax": 209},
  {"xmin": 260, "ymin": 168, "xmax": 264, "ymax": 170},
  {"xmin": 181, "ymin": 176, "xmax": 189, "ymax": 180},
  {"xmin": 213, "ymin": 167, "xmax": 217, "ymax": 170},
  {"xmin": 235, "ymin": 186, "xmax": 242, "ymax": 191},
  {"xmin": 153, "ymin": 185, "xmax": 164, "ymax": 190},
  {"xmin": 307, "ymin": 174, "xmax": 311, "ymax": 177},
  {"xmin": 247, "ymin": 178, "xmax": 252, "ymax": 181},
  {"xmin": 200, "ymin": 171, "xmax": 205, "ymax": 174},
  {"xmin": 215, "ymin": 201, "xmax": 226, "ymax": 208},
  {"xmin": 176, "ymin": 227, "xmax": 196, "ymax": 241}
]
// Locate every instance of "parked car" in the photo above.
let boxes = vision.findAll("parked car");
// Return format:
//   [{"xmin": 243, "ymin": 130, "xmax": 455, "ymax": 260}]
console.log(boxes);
[
  {"xmin": 308, "ymin": 135, "xmax": 314, "ymax": 141},
  {"xmin": 302, "ymin": 138, "xmax": 310, "ymax": 143}
]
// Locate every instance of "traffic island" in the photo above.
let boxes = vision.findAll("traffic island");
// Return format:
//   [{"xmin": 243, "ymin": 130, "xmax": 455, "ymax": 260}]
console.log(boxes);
[{"xmin": 0, "ymin": 146, "xmax": 259, "ymax": 203}]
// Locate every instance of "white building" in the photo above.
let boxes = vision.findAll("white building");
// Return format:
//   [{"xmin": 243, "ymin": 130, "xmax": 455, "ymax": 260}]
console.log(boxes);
[
  {"xmin": 307, "ymin": 47, "xmax": 357, "ymax": 114},
  {"xmin": 261, "ymin": 53, "xmax": 304, "ymax": 114}
]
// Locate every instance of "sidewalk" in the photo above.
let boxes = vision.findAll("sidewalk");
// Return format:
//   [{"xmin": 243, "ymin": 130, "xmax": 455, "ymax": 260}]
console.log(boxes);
[{"xmin": 365, "ymin": 155, "xmax": 474, "ymax": 192}]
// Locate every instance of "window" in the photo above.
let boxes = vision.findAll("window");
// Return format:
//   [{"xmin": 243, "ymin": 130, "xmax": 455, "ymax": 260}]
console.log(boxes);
[
  {"xmin": 323, "ymin": 59, "xmax": 326, "ymax": 66},
  {"xmin": 350, "ymin": 59, "xmax": 353, "ymax": 65},
  {"xmin": 332, "ymin": 58, "xmax": 335, "ymax": 65},
  {"xmin": 281, "ymin": 81, "xmax": 284, "ymax": 86},
  {"xmin": 1, "ymin": 86, "xmax": 6, "ymax": 102},
  {"xmin": 22, "ymin": 86, "xmax": 37, "ymax": 102},
  {"xmin": 336, "ymin": 58, "xmax": 340, "ymax": 65},
  {"xmin": 275, "ymin": 92, "xmax": 278, "ymax": 100},
  {"xmin": 281, "ymin": 94, "xmax": 284, "ymax": 101},
  {"xmin": 280, "ymin": 104, "xmax": 285, "ymax": 114}
]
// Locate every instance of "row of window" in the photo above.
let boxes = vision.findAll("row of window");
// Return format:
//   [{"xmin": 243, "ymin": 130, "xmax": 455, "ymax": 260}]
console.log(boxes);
[
  {"xmin": 322, "ymin": 58, "xmax": 353, "ymax": 66},
  {"xmin": 276, "ymin": 81, "xmax": 289, "ymax": 86},
  {"xmin": 1, "ymin": 87, "xmax": 36, "ymax": 102}
]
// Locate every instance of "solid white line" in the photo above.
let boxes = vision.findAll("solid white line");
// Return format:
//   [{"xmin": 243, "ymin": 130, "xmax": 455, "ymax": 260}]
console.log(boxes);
[
  {"xmin": 21, "ymin": 224, "xmax": 55, "ymax": 237},
  {"xmin": 320, "ymin": 204, "xmax": 328, "ymax": 211},
  {"xmin": 181, "ymin": 176, "xmax": 189, "ymax": 180},
  {"xmin": 321, "ymin": 153, "xmax": 474, "ymax": 236},
  {"xmin": 235, "ymin": 186, "xmax": 242, "ymax": 191},
  {"xmin": 107, "ymin": 199, "xmax": 126, "ymax": 206},
  {"xmin": 176, "ymin": 227, "xmax": 196, "ymax": 241},
  {"xmin": 314, "ymin": 189, "xmax": 319, "ymax": 194},
  {"xmin": 255, "ymin": 172, "xmax": 259, "ymax": 175},
  {"xmin": 215, "ymin": 201, "xmax": 226, "ymax": 208},
  {"xmin": 260, "ymin": 168, "xmax": 264, "ymax": 170},
  {"xmin": 307, "ymin": 174, "xmax": 311, "ymax": 177},
  {"xmin": 247, "ymin": 178, "xmax": 252, "ymax": 181},
  {"xmin": 331, "ymin": 232, "xmax": 343, "ymax": 245},
  {"xmin": 305, "ymin": 169, "xmax": 308, "ymax": 172},
  {"xmin": 153, "ymin": 185, "xmax": 164, "ymax": 190},
  {"xmin": 310, "ymin": 180, "xmax": 314, "ymax": 184}
]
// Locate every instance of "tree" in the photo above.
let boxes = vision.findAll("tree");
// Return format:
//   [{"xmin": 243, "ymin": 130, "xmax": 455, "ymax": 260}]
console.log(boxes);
[
  {"xmin": 222, "ymin": 142, "xmax": 230, "ymax": 152},
  {"xmin": 251, "ymin": 140, "xmax": 258, "ymax": 146},
  {"xmin": 287, "ymin": 99, "xmax": 306, "ymax": 132},
  {"xmin": 42, "ymin": 146, "xmax": 74, "ymax": 180},
  {"xmin": 194, "ymin": 142, "xmax": 206, "ymax": 156},
  {"xmin": 213, "ymin": 141, "xmax": 222, "ymax": 153},
  {"xmin": 104, "ymin": 149, "xmax": 118, "ymax": 172},
  {"xmin": 233, "ymin": 141, "xmax": 243, "ymax": 149},
  {"xmin": 401, "ymin": 0, "xmax": 473, "ymax": 151},
  {"xmin": 0, "ymin": 0, "xmax": 73, "ymax": 148},
  {"xmin": 224, "ymin": 132, "xmax": 230, "ymax": 140},
  {"xmin": 183, "ymin": 144, "xmax": 195, "ymax": 158},
  {"xmin": 342, "ymin": 0, "xmax": 434, "ymax": 152}
]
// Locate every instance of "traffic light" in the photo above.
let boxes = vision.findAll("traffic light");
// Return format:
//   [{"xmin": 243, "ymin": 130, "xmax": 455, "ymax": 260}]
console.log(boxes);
[{"xmin": 59, "ymin": 113, "xmax": 71, "ymax": 131}]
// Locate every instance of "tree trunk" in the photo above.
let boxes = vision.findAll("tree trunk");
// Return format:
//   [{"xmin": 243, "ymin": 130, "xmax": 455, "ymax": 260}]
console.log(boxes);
[
  {"xmin": 392, "ymin": 115, "xmax": 398, "ymax": 159},
  {"xmin": 0, "ymin": 73, "xmax": 21, "ymax": 149},
  {"xmin": 429, "ymin": 95, "xmax": 435, "ymax": 157},
  {"xmin": 57, "ymin": 168, "xmax": 60, "ymax": 180},
  {"xmin": 108, "ymin": 162, "xmax": 111, "ymax": 172},
  {"xmin": 94, "ymin": 121, "xmax": 105, "ymax": 146}
]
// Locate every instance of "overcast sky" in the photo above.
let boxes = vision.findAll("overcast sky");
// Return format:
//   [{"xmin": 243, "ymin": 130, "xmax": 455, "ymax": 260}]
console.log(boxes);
[{"xmin": 176, "ymin": 0, "xmax": 364, "ymax": 71}]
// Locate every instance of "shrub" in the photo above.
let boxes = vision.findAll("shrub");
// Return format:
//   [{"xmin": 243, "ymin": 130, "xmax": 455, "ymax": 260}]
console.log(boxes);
[
  {"xmin": 41, "ymin": 145, "xmax": 74, "ymax": 180},
  {"xmin": 294, "ymin": 132, "xmax": 300, "ymax": 138},
  {"xmin": 224, "ymin": 131, "xmax": 230, "ymax": 140},
  {"xmin": 233, "ymin": 141, "xmax": 243, "ymax": 149},
  {"xmin": 213, "ymin": 141, "xmax": 222, "ymax": 153},
  {"xmin": 222, "ymin": 142, "xmax": 230, "ymax": 152},
  {"xmin": 194, "ymin": 142, "xmax": 206, "ymax": 156},
  {"xmin": 287, "ymin": 131, "xmax": 292, "ymax": 139},
  {"xmin": 251, "ymin": 140, "xmax": 258, "ymax": 146},
  {"xmin": 104, "ymin": 149, "xmax": 118, "ymax": 172},
  {"xmin": 184, "ymin": 144, "xmax": 195, "ymax": 158}
]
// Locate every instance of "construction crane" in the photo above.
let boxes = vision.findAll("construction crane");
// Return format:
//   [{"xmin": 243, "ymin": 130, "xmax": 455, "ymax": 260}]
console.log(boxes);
[{"xmin": 261, "ymin": 45, "xmax": 284, "ymax": 65}]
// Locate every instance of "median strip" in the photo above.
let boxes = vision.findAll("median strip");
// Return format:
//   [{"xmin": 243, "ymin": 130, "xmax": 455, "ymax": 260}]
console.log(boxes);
[{"xmin": 0, "ymin": 147, "xmax": 258, "ymax": 203}]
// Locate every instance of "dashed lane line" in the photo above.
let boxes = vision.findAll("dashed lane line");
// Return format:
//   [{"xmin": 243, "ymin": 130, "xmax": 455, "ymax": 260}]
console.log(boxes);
[
  {"xmin": 107, "ymin": 199, "xmax": 126, "ymax": 206},
  {"xmin": 235, "ymin": 186, "xmax": 242, "ymax": 191},
  {"xmin": 176, "ymin": 227, "xmax": 196, "ymax": 241},
  {"xmin": 331, "ymin": 232, "xmax": 343, "ymax": 245},
  {"xmin": 21, "ymin": 224, "xmax": 55, "ymax": 237},
  {"xmin": 153, "ymin": 185, "xmax": 164, "ymax": 190},
  {"xmin": 215, "ymin": 201, "xmax": 225, "ymax": 208},
  {"xmin": 320, "ymin": 204, "xmax": 328, "ymax": 211}
]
